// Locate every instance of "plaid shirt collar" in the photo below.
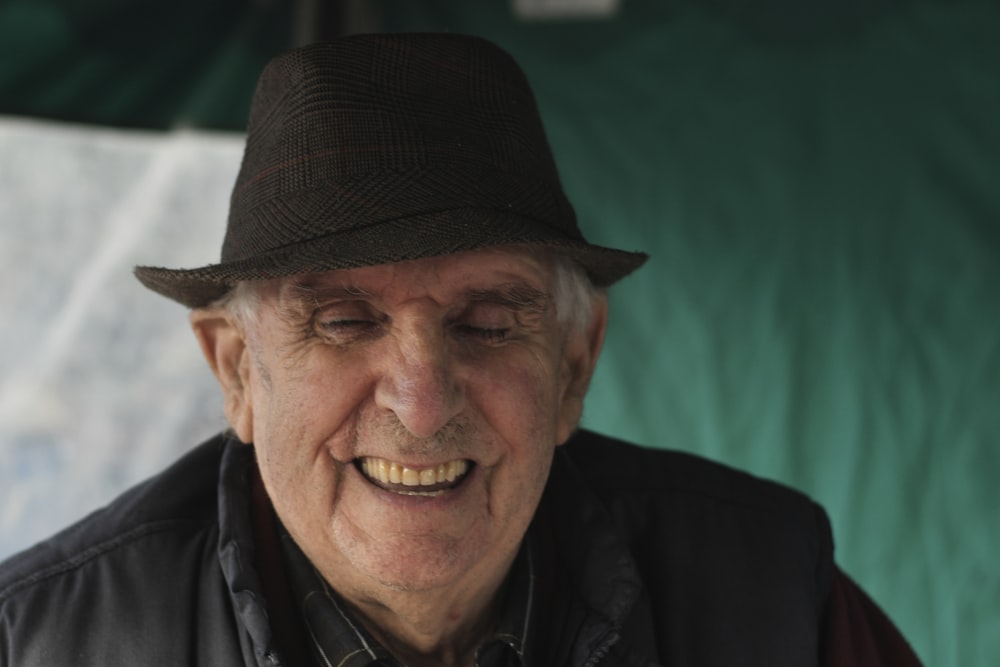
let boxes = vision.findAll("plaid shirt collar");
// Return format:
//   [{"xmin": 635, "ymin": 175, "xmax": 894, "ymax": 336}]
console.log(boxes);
[{"xmin": 279, "ymin": 528, "xmax": 537, "ymax": 667}]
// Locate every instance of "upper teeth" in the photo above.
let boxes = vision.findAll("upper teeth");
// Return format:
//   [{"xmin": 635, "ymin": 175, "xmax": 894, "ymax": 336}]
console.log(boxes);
[{"xmin": 360, "ymin": 457, "xmax": 469, "ymax": 487}]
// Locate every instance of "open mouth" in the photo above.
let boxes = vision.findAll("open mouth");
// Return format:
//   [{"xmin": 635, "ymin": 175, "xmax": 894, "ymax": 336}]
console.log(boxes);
[{"xmin": 355, "ymin": 457, "xmax": 473, "ymax": 496}]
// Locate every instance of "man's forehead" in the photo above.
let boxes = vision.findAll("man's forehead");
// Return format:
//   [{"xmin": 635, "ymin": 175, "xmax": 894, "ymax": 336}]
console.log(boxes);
[
  {"xmin": 279, "ymin": 248, "xmax": 552, "ymax": 297},
  {"xmin": 283, "ymin": 249, "xmax": 550, "ymax": 289}
]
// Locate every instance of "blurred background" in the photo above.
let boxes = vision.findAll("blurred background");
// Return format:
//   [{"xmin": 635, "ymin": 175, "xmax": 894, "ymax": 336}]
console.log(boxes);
[{"xmin": 1, "ymin": 1, "xmax": 997, "ymax": 664}]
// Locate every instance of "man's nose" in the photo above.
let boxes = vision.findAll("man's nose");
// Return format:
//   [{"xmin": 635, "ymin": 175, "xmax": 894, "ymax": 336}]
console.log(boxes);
[{"xmin": 374, "ymin": 328, "xmax": 465, "ymax": 439}]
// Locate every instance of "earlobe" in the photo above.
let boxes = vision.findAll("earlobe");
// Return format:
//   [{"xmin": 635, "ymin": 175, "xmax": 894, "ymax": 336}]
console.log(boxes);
[
  {"xmin": 556, "ymin": 294, "xmax": 608, "ymax": 445},
  {"xmin": 190, "ymin": 309, "xmax": 254, "ymax": 443}
]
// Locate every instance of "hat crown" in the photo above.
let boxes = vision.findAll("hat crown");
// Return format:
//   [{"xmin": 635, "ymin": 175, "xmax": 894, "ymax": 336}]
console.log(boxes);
[
  {"xmin": 224, "ymin": 33, "xmax": 577, "ymax": 262},
  {"xmin": 134, "ymin": 33, "xmax": 646, "ymax": 309}
]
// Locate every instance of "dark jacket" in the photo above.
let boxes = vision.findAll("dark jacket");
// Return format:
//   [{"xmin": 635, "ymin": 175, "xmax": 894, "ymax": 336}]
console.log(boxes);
[{"xmin": 0, "ymin": 430, "xmax": 917, "ymax": 666}]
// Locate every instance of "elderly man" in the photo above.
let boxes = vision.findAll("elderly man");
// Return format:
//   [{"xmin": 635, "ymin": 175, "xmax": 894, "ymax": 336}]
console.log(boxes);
[{"xmin": 0, "ymin": 33, "xmax": 919, "ymax": 666}]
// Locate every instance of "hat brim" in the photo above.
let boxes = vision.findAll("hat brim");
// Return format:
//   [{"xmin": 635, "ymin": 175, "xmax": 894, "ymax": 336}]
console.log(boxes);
[{"xmin": 135, "ymin": 208, "xmax": 647, "ymax": 309}]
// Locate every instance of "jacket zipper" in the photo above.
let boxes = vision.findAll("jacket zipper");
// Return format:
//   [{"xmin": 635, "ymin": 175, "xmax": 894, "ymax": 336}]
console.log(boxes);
[{"xmin": 583, "ymin": 630, "xmax": 620, "ymax": 666}]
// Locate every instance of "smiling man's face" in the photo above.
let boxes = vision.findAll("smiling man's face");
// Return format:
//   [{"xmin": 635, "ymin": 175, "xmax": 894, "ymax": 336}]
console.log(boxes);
[{"xmin": 193, "ymin": 248, "xmax": 606, "ymax": 599}]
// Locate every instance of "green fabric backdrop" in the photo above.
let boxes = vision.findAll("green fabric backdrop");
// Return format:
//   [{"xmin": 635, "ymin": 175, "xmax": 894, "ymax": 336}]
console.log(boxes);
[
  {"xmin": 2, "ymin": 1, "xmax": 997, "ymax": 664},
  {"xmin": 0, "ymin": 0, "xmax": 289, "ymax": 128}
]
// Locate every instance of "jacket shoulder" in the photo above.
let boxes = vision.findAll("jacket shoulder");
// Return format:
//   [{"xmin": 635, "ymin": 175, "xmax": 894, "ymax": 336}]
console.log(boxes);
[
  {"xmin": 0, "ymin": 435, "xmax": 226, "ymax": 596},
  {"xmin": 560, "ymin": 429, "xmax": 835, "ymax": 662},
  {"xmin": 564, "ymin": 428, "xmax": 828, "ymax": 519},
  {"xmin": 0, "ymin": 436, "xmax": 237, "ymax": 666}
]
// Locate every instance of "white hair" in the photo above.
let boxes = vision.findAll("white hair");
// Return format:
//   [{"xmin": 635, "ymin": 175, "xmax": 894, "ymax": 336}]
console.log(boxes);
[
  {"xmin": 213, "ymin": 279, "xmax": 263, "ymax": 330},
  {"xmin": 546, "ymin": 250, "xmax": 602, "ymax": 336}
]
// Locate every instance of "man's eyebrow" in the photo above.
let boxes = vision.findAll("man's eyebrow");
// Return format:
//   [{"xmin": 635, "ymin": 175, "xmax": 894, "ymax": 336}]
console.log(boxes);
[
  {"xmin": 286, "ymin": 280, "xmax": 372, "ymax": 301},
  {"xmin": 464, "ymin": 283, "xmax": 550, "ymax": 312},
  {"xmin": 277, "ymin": 280, "xmax": 373, "ymax": 318}
]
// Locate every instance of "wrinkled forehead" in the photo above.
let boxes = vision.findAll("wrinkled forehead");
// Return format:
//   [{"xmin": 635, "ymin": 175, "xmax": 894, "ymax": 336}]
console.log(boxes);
[{"xmin": 268, "ymin": 246, "xmax": 557, "ymax": 308}]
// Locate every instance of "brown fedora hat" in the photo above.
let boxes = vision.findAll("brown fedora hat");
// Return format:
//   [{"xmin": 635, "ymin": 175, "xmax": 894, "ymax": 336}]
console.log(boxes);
[{"xmin": 135, "ymin": 33, "xmax": 647, "ymax": 308}]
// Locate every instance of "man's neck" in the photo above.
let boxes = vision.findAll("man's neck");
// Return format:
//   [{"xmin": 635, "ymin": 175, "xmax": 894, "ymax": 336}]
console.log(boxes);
[
  {"xmin": 344, "ymin": 578, "xmax": 511, "ymax": 667},
  {"xmin": 288, "ymin": 510, "xmax": 524, "ymax": 666}
]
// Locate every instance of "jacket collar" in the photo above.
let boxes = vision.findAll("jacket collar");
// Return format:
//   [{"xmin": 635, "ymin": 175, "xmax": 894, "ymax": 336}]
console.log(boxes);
[
  {"xmin": 529, "ymin": 443, "xmax": 648, "ymax": 665},
  {"xmin": 217, "ymin": 436, "xmax": 283, "ymax": 665}
]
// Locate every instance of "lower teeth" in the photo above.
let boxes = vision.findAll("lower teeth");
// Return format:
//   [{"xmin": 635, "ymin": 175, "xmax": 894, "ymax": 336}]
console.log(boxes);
[{"xmin": 394, "ymin": 488, "xmax": 446, "ymax": 497}]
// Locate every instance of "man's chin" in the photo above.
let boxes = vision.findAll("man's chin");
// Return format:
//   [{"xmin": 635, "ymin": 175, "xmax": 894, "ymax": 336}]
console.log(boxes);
[{"xmin": 362, "ymin": 552, "xmax": 477, "ymax": 595}]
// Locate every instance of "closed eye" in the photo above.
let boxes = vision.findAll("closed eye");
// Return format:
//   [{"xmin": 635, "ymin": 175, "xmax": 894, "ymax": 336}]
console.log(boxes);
[
  {"xmin": 454, "ymin": 324, "xmax": 509, "ymax": 343},
  {"xmin": 318, "ymin": 318, "xmax": 379, "ymax": 332},
  {"xmin": 314, "ymin": 317, "xmax": 385, "ymax": 343}
]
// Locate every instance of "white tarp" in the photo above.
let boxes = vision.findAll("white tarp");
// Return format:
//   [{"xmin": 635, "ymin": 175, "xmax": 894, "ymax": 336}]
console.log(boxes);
[{"xmin": 0, "ymin": 118, "xmax": 240, "ymax": 558}]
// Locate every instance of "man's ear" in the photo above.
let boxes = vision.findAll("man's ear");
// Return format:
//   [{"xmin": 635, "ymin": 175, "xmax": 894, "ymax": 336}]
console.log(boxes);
[
  {"xmin": 190, "ymin": 309, "xmax": 254, "ymax": 443},
  {"xmin": 556, "ymin": 293, "xmax": 608, "ymax": 445}
]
